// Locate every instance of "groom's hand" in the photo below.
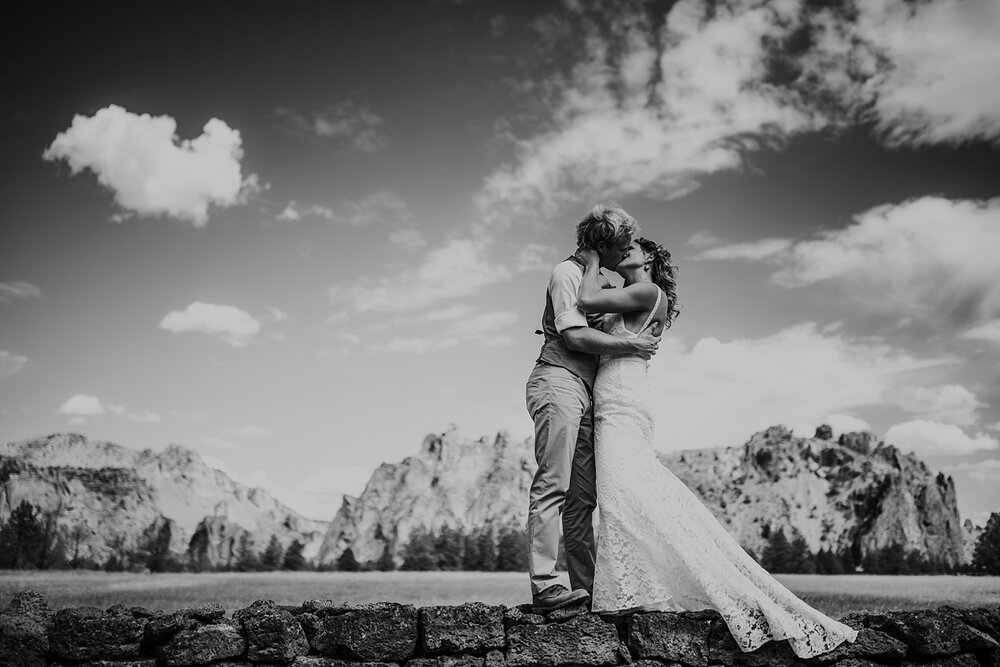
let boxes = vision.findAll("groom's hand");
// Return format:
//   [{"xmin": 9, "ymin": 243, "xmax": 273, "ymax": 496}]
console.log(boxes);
[{"xmin": 632, "ymin": 331, "xmax": 660, "ymax": 360}]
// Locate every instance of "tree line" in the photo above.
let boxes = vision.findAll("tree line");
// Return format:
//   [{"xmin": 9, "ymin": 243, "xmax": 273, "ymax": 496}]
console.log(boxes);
[{"xmin": 3, "ymin": 500, "xmax": 999, "ymax": 575}]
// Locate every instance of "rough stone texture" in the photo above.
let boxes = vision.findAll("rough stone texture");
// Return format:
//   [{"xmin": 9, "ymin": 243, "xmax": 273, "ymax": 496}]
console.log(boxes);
[
  {"xmin": 628, "ymin": 612, "xmax": 713, "ymax": 666},
  {"xmin": 189, "ymin": 603, "xmax": 227, "ymax": 623},
  {"xmin": 901, "ymin": 655, "xmax": 981, "ymax": 667},
  {"xmin": 421, "ymin": 603, "xmax": 505, "ymax": 655},
  {"xmin": 940, "ymin": 605, "xmax": 1000, "ymax": 643},
  {"xmin": 707, "ymin": 618, "xmax": 798, "ymax": 666},
  {"xmin": 506, "ymin": 614, "xmax": 622, "ymax": 667},
  {"xmin": 408, "ymin": 657, "xmax": 484, "ymax": 667},
  {"xmin": 143, "ymin": 611, "xmax": 198, "ymax": 648},
  {"xmin": 843, "ymin": 609, "xmax": 999, "ymax": 658},
  {"xmin": 310, "ymin": 603, "xmax": 418, "ymax": 662},
  {"xmin": 235, "ymin": 599, "xmax": 309, "ymax": 663},
  {"xmin": 74, "ymin": 661, "xmax": 159, "ymax": 667},
  {"xmin": 542, "ymin": 601, "xmax": 590, "ymax": 623},
  {"xmin": 290, "ymin": 659, "xmax": 396, "ymax": 667},
  {"xmin": 0, "ymin": 609, "xmax": 49, "ymax": 667},
  {"xmin": 803, "ymin": 627, "xmax": 907, "ymax": 665},
  {"xmin": 484, "ymin": 650, "xmax": 505, "ymax": 667},
  {"xmin": 157, "ymin": 622, "xmax": 247, "ymax": 666},
  {"xmin": 49, "ymin": 606, "xmax": 144, "ymax": 661},
  {"xmin": 503, "ymin": 605, "xmax": 544, "ymax": 629}
]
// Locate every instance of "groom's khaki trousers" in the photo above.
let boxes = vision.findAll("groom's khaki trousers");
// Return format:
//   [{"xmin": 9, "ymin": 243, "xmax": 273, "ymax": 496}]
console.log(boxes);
[{"xmin": 525, "ymin": 363, "xmax": 597, "ymax": 595}]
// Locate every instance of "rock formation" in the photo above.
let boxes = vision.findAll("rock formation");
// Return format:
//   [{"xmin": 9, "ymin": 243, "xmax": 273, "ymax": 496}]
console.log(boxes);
[
  {"xmin": 318, "ymin": 425, "xmax": 967, "ymax": 569},
  {"xmin": 0, "ymin": 433, "xmax": 327, "ymax": 567},
  {"xmin": 318, "ymin": 428, "xmax": 534, "ymax": 567}
]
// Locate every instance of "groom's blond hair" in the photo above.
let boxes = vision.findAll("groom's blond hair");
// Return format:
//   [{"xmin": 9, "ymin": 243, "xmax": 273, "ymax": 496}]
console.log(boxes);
[{"xmin": 576, "ymin": 202, "xmax": 638, "ymax": 249}]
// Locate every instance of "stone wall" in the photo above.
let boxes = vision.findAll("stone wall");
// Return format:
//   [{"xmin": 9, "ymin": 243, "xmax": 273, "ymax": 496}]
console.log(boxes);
[{"xmin": 1, "ymin": 590, "xmax": 998, "ymax": 667}]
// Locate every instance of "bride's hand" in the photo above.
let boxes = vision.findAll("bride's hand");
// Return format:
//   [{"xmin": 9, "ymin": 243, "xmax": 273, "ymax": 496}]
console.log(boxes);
[
  {"xmin": 632, "ymin": 331, "xmax": 660, "ymax": 360},
  {"xmin": 575, "ymin": 247, "xmax": 600, "ymax": 267}
]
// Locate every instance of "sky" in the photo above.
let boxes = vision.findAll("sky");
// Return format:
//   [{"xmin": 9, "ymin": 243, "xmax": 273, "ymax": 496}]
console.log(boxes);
[{"xmin": 2, "ymin": 0, "xmax": 999, "ymax": 525}]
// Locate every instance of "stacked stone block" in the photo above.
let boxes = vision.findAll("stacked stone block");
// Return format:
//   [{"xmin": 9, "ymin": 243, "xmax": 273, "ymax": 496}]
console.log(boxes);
[{"xmin": 1, "ymin": 591, "xmax": 998, "ymax": 667}]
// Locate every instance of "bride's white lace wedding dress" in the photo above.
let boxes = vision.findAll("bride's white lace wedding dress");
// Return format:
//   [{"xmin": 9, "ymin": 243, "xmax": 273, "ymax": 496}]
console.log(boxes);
[{"xmin": 590, "ymin": 291, "xmax": 858, "ymax": 659}]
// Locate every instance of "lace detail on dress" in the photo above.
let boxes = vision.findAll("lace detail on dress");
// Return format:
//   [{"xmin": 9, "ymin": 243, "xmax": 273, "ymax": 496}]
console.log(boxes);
[{"xmin": 591, "ymin": 308, "xmax": 857, "ymax": 659}]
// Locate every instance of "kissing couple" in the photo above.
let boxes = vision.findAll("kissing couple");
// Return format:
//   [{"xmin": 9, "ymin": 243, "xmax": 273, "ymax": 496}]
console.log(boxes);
[{"xmin": 524, "ymin": 202, "xmax": 857, "ymax": 658}]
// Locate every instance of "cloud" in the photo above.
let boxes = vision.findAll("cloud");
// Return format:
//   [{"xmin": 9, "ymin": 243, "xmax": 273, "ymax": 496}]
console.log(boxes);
[
  {"xmin": 329, "ymin": 237, "xmax": 510, "ymax": 313},
  {"xmin": 265, "ymin": 306, "xmax": 290, "ymax": 323},
  {"xmin": 647, "ymin": 322, "xmax": 949, "ymax": 450},
  {"xmin": 43, "ymin": 105, "xmax": 257, "ymax": 225},
  {"xmin": 475, "ymin": 0, "xmax": 1000, "ymax": 223},
  {"xmin": 159, "ymin": 302, "xmax": 261, "ymax": 347},
  {"xmin": 0, "ymin": 281, "xmax": 42, "ymax": 302},
  {"xmin": 58, "ymin": 394, "xmax": 105, "ymax": 416},
  {"xmin": 963, "ymin": 319, "xmax": 1000, "ymax": 343},
  {"xmin": 203, "ymin": 436, "xmax": 239, "ymax": 449},
  {"xmin": 515, "ymin": 244, "xmax": 558, "ymax": 273},
  {"xmin": 698, "ymin": 197, "xmax": 1000, "ymax": 328},
  {"xmin": 942, "ymin": 459, "xmax": 1000, "ymax": 481},
  {"xmin": 851, "ymin": 0, "xmax": 1000, "ymax": 146},
  {"xmin": 277, "ymin": 191, "xmax": 409, "ymax": 227},
  {"xmin": 368, "ymin": 311, "xmax": 518, "ymax": 354},
  {"xmin": 896, "ymin": 384, "xmax": 985, "ymax": 426},
  {"xmin": 273, "ymin": 101, "xmax": 387, "ymax": 152},
  {"xmin": 389, "ymin": 229, "xmax": 427, "ymax": 250},
  {"xmin": 0, "ymin": 351, "xmax": 28, "ymax": 378},
  {"xmin": 885, "ymin": 420, "xmax": 999, "ymax": 457}
]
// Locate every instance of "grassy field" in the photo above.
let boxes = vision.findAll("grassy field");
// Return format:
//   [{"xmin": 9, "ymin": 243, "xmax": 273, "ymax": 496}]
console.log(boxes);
[{"xmin": 2, "ymin": 571, "xmax": 998, "ymax": 618}]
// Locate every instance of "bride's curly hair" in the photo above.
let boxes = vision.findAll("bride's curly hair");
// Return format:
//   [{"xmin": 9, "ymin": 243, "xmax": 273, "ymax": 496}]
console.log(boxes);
[{"xmin": 636, "ymin": 237, "xmax": 680, "ymax": 328}]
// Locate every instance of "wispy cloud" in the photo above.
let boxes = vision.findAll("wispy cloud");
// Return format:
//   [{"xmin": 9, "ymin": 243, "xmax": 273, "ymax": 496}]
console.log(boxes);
[
  {"xmin": 57, "ymin": 393, "xmax": 161, "ymax": 424},
  {"xmin": 43, "ymin": 105, "xmax": 258, "ymax": 225},
  {"xmin": 476, "ymin": 0, "xmax": 1000, "ymax": 223},
  {"xmin": 943, "ymin": 459, "xmax": 1000, "ymax": 481},
  {"xmin": 648, "ymin": 322, "xmax": 951, "ymax": 450},
  {"xmin": 963, "ymin": 319, "xmax": 1000, "ymax": 343},
  {"xmin": 695, "ymin": 197, "xmax": 1000, "ymax": 329},
  {"xmin": 374, "ymin": 311, "xmax": 518, "ymax": 354},
  {"xmin": 329, "ymin": 237, "xmax": 510, "ymax": 313},
  {"xmin": 0, "ymin": 350, "xmax": 28, "ymax": 379},
  {"xmin": 277, "ymin": 190, "xmax": 409, "ymax": 227},
  {"xmin": 273, "ymin": 100, "xmax": 387, "ymax": 152},
  {"xmin": 896, "ymin": 384, "xmax": 985, "ymax": 427},
  {"xmin": 0, "ymin": 281, "xmax": 42, "ymax": 302},
  {"xmin": 885, "ymin": 420, "xmax": 999, "ymax": 457},
  {"xmin": 159, "ymin": 301, "xmax": 261, "ymax": 347}
]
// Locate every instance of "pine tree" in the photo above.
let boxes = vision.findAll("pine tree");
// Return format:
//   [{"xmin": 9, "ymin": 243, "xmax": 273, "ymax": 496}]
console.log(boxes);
[
  {"xmin": 761, "ymin": 528, "xmax": 791, "ymax": 573},
  {"xmin": 336, "ymin": 547, "xmax": 361, "ymax": 572},
  {"xmin": 401, "ymin": 526, "xmax": 438, "ymax": 571},
  {"xmin": 282, "ymin": 539, "xmax": 306, "ymax": 571},
  {"xmin": 788, "ymin": 535, "xmax": 816, "ymax": 574},
  {"xmin": 235, "ymin": 533, "xmax": 260, "ymax": 572},
  {"xmin": 973, "ymin": 512, "xmax": 1000, "ymax": 575},
  {"xmin": 462, "ymin": 529, "xmax": 483, "ymax": 570},
  {"xmin": 260, "ymin": 535, "xmax": 284, "ymax": 571},
  {"xmin": 495, "ymin": 526, "xmax": 528, "ymax": 571},
  {"xmin": 478, "ymin": 527, "xmax": 498, "ymax": 571},
  {"xmin": 376, "ymin": 544, "xmax": 396, "ymax": 571},
  {"xmin": 143, "ymin": 520, "xmax": 173, "ymax": 573},
  {"xmin": 435, "ymin": 525, "xmax": 463, "ymax": 570}
]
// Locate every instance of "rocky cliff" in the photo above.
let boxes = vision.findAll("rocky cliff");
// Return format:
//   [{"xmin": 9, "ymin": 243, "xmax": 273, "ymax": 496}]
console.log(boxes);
[
  {"xmin": 0, "ymin": 433, "xmax": 328, "ymax": 567},
  {"xmin": 318, "ymin": 425, "xmax": 966, "ymax": 569},
  {"xmin": 317, "ymin": 428, "xmax": 534, "ymax": 567}
]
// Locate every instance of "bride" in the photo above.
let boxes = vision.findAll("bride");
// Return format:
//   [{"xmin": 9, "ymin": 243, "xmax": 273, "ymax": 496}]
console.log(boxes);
[{"xmin": 575, "ymin": 239, "xmax": 858, "ymax": 659}]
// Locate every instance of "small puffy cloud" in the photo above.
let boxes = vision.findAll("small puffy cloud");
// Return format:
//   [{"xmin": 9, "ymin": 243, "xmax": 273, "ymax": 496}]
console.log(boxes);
[
  {"xmin": 58, "ymin": 394, "xmax": 105, "ymax": 416},
  {"xmin": 515, "ymin": 244, "xmax": 558, "ymax": 273},
  {"xmin": 698, "ymin": 197, "xmax": 1000, "ymax": 328},
  {"xmin": 0, "ymin": 350, "xmax": 28, "ymax": 378},
  {"xmin": 265, "ymin": 306, "xmax": 290, "ymax": 323},
  {"xmin": 648, "ymin": 322, "xmax": 949, "ymax": 450},
  {"xmin": 896, "ymin": 384, "xmax": 985, "ymax": 426},
  {"xmin": 374, "ymin": 311, "xmax": 518, "ymax": 354},
  {"xmin": 128, "ymin": 411, "xmax": 162, "ymax": 423},
  {"xmin": 329, "ymin": 237, "xmax": 510, "ymax": 313},
  {"xmin": 43, "ymin": 105, "xmax": 257, "ymax": 226},
  {"xmin": 159, "ymin": 301, "xmax": 261, "ymax": 347},
  {"xmin": 277, "ymin": 191, "xmax": 409, "ymax": 227},
  {"xmin": 963, "ymin": 319, "xmax": 1000, "ymax": 343},
  {"xmin": 0, "ymin": 281, "xmax": 42, "ymax": 302},
  {"xmin": 885, "ymin": 420, "xmax": 999, "ymax": 457},
  {"xmin": 273, "ymin": 101, "xmax": 387, "ymax": 152}
]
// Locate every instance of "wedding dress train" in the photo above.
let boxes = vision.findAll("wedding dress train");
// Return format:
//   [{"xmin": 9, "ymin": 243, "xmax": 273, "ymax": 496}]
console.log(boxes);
[{"xmin": 590, "ymin": 293, "xmax": 857, "ymax": 659}]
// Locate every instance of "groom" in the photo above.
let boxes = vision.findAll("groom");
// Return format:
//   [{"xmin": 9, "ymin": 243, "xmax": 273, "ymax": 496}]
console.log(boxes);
[{"xmin": 525, "ymin": 202, "xmax": 660, "ymax": 612}]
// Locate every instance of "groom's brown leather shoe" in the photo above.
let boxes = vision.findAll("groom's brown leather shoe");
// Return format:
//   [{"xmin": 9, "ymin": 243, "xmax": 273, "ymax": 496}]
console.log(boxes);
[{"xmin": 532, "ymin": 584, "xmax": 590, "ymax": 613}]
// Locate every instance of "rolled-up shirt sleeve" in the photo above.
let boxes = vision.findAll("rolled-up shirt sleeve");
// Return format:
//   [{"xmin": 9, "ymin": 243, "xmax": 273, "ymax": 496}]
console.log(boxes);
[{"xmin": 550, "ymin": 261, "xmax": 589, "ymax": 333}]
